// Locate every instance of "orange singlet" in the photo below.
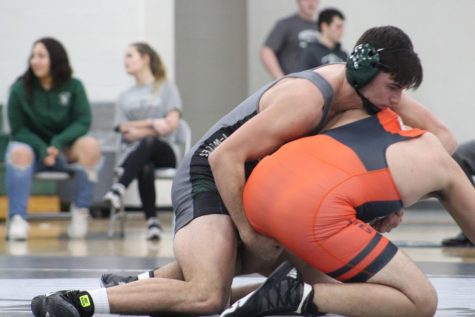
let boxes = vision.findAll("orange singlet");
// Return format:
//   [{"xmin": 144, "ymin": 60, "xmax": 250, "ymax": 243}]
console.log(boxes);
[{"xmin": 243, "ymin": 109, "xmax": 424, "ymax": 282}]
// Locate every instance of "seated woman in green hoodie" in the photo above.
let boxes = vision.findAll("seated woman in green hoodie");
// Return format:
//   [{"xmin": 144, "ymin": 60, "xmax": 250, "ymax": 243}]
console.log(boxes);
[{"xmin": 5, "ymin": 37, "xmax": 102, "ymax": 241}]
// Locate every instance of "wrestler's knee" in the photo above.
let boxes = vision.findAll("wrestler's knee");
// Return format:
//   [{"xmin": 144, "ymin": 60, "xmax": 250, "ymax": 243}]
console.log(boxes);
[
  {"xmin": 188, "ymin": 281, "xmax": 229, "ymax": 315},
  {"xmin": 412, "ymin": 282, "xmax": 437, "ymax": 317}
]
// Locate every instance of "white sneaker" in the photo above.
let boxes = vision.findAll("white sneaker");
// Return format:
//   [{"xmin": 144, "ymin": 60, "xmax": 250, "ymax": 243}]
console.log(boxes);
[
  {"xmin": 67, "ymin": 207, "xmax": 89, "ymax": 239},
  {"xmin": 103, "ymin": 183, "xmax": 125, "ymax": 210},
  {"xmin": 146, "ymin": 218, "xmax": 162, "ymax": 240},
  {"xmin": 7, "ymin": 215, "xmax": 29, "ymax": 241},
  {"xmin": 103, "ymin": 191, "xmax": 121, "ymax": 210}
]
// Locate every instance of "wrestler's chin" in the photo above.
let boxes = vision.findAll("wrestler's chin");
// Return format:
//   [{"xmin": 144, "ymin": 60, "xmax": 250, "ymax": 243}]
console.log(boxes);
[{"xmin": 383, "ymin": 99, "xmax": 402, "ymax": 110}]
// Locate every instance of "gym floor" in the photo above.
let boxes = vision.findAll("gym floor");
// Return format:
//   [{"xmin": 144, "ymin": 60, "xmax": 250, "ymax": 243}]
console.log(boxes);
[{"xmin": 1, "ymin": 204, "xmax": 475, "ymax": 317}]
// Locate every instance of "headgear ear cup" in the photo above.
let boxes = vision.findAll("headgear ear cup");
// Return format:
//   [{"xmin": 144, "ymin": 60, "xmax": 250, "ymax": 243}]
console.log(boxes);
[{"xmin": 346, "ymin": 43, "xmax": 382, "ymax": 89}]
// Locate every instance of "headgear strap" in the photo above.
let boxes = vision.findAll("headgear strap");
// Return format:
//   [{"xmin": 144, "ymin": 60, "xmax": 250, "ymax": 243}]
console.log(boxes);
[{"xmin": 346, "ymin": 43, "xmax": 384, "ymax": 114}]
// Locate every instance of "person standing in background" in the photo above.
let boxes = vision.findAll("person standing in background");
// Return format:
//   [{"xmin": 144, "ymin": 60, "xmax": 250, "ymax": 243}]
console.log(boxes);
[
  {"xmin": 103, "ymin": 43, "xmax": 182, "ymax": 240},
  {"xmin": 300, "ymin": 8, "xmax": 347, "ymax": 70},
  {"xmin": 6, "ymin": 37, "xmax": 102, "ymax": 240},
  {"xmin": 261, "ymin": 0, "xmax": 320, "ymax": 79}
]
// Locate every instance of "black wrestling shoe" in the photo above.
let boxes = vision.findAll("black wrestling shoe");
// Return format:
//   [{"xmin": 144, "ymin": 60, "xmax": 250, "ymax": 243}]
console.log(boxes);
[
  {"xmin": 31, "ymin": 290, "xmax": 94, "ymax": 317},
  {"xmin": 100, "ymin": 273, "xmax": 138, "ymax": 288},
  {"xmin": 442, "ymin": 232, "xmax": 474, "ymax": 247},
  {"xmin": 31, "ymin": 292, "xmax": 48, "ymax": 317},
  {"xmin": 220, "ymin": 261, "xmax": 318, "ymax": 317}
]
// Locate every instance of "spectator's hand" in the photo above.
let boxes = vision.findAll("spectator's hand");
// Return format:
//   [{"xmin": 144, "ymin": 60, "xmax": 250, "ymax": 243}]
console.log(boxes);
[
  {"xmin": 43, "ymin": 146, "xmax": 59, "ymax": 166},
  {"xmin": 242, "ymin": 230, "xmax": 283, "ymax": 263},
  {"xmin": 116, "ymin": 123, "xmax": 128, "ymax": 133},
  {"xmin": 152, "ymin": 118, "xmax": 169, "ymax": 136},
  {"xmin": 47, "ymin": 146, "xmax": 59, "ymax": 158},
  {"xmin": 371, "ymin": 210, "xmax": 404, "ymax": 233},
  {"xmin": 43, "ymin": 154, "xmax": 56, "ymax": 167},
  {"xmin": 122, "ymin": 127, "xmax": 144, "ymax": 143}
]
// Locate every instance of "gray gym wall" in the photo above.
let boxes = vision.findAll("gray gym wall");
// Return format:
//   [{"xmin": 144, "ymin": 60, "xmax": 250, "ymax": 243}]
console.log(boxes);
[{"xmin": 175, "ymin": 0, "xmax": 248, "ymax": 142}]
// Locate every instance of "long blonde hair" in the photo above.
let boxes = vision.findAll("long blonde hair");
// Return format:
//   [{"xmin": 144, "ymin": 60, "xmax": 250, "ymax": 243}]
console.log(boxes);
[{"xmin": 132, "ymin": 42, "xmax": 167, "ymax": 93}]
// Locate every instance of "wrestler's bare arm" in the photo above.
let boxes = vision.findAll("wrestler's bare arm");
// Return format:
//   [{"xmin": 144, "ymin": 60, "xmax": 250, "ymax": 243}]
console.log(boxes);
[
  {"xmin": 209, "ymin": 80, "xmax": 323, "ymax": 250},
  {"xmin": 406, "ymin": 133, "xmax": 475, "ymax": 243},
  {"xmin": 393, "ymin": 93, "xmax": 457, "ymax": 154},
  {"xmin": 438, "ymin": 155, "xmax": 475, "ymax": 244}
]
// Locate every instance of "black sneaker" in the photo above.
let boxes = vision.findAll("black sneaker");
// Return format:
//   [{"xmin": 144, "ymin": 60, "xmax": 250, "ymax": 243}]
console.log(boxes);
[
  {"xmin": 442, "ymin": 232, "xmax": 474, "ymax": 247},
  {"xmin": 220, "ymin": 261, "xmax": 317, "ymax": 317},
  {"xmin": 31, "ymin": 290, "xmax": 94, "ymax": 317},
  {"xmin": 101, "ymin": 273, "xmax": 138, "ymax": 288}
]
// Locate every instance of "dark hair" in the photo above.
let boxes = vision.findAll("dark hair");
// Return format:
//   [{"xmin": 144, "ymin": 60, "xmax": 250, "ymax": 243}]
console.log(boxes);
[
  {"xmin": 317, "ymin": 8, "xmax": 345, "ymax": 32},
  {"xmin": 355, "ymin": 26, "xmax": 423, "ymax": 89},
  {"xmin": 21, "ymin": 37, "xmax": 72, "ymax": 99},
  {"xmin": 131, "ymin": 42, "xmax": 167, "ymax": 93}
]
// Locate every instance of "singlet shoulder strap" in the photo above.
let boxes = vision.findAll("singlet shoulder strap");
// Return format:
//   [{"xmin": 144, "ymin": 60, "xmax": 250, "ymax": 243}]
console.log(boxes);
[
  {"xmin": 285, "ymin": 70, "xmax": 334, "ymax": 134},
  {"xmin": 287, "ymin": 70, "xmax": 334, "ymax": 106},
  {"xmin": 323, "ymin": 109, "xmax": 426, "ymax": 171},
  {"xmin": 377, "ymin": 109, "xmax": 426, "ymax": 138}
]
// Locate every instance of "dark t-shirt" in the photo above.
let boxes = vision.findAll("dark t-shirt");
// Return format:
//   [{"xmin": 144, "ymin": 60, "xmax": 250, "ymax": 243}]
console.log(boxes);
[
  {"xmin": 264, "ymin": 14, "xmax": 319, "ymax": 74},
  {"xmin": 300, "ymin": 41, "xmax": 348, "ymax": 70}
]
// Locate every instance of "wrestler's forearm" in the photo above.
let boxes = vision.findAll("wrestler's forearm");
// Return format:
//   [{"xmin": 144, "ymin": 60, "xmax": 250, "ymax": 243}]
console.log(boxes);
[
  {"xmin": 438, "ymin": 156, "xmax": 475, "ymax": 243},
  {"xmin": 209, "ymin": 151, "xmax": 254, "ymax": 238},
  {"xmin": 415, "ymin": 112, "xmax": 457, "ymax": 154},
  {"xmin": 395, "ymin": 94, "xmax": 458, "ymax": 154},
  {"xmin": 401, "ymin": 117, "xmax": 457, "ymax": 154},
  {"xmin": 433, "ymin": 127, "xmax": 458, "ymax": 154}
]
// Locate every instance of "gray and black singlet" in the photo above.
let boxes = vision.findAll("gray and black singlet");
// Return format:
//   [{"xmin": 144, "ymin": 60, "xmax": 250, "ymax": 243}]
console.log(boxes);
[{"xmin": 172, "ymin": 69, "xmax": 334, "ymax": 232}]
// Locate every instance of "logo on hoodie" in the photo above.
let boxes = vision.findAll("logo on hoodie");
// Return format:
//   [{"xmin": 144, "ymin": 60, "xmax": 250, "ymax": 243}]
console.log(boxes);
[{"xmin": 58, "ymin": 92, "xmax": 72, "ymax": 106}]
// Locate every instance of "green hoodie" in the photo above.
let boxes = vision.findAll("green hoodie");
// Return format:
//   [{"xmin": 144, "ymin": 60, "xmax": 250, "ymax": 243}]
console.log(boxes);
[{"xmin": 7, "ymin": 77, "xmax": 91, "ymax": 159}]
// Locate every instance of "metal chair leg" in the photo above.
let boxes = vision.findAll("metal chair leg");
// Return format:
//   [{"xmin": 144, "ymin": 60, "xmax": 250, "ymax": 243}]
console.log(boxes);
[
  {"xmin": 118, "ymin": 202, "xmax": 126, "ymax": 238},
  {"xmin": 107, "ymin": 198, "xmax": 127, "ymax": 239},
  {"xmin": 108, "ymin": 207, "xmax": 117, "ymax": 238}
]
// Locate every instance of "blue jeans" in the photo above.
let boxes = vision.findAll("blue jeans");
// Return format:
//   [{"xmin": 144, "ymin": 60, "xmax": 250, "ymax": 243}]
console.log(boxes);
[{"xmin": 5, "ymin": 142, "xmax": 98, "ymax": 219}]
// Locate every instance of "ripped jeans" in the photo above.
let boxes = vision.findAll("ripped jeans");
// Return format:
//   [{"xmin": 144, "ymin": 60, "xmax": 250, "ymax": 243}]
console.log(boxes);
[{"xmin": 5, "ymin": 142, "xmax": 99, "ymax": 219}]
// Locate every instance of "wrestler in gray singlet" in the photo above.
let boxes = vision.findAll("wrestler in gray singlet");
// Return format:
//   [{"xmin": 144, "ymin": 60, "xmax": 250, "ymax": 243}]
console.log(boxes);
[{"xmin": 172, "ymin": 69, "xmax": 334, "ymax": 232}]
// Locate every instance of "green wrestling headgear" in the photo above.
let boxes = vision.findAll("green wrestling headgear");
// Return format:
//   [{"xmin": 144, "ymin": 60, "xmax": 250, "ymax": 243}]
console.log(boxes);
[
  {"xmin": 346, "ymin": 26, "xmax": 423, "ymax": 114},
  {"xmin": 346, "ymin": 43, "xmax": 385, "ymax": 114},
  {"xmin": 346, "ymin": 43, "xmax": 383, "ymax": 89}
]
